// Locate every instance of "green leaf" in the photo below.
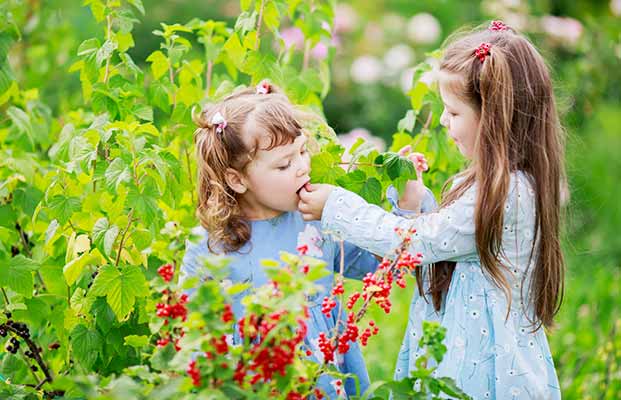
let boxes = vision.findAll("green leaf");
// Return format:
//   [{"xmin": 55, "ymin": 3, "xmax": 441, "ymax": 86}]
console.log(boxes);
[
  {"xmin": 376, "ymin": 152, "xmax": 416, "ymax": 181},
  {"xmin": 63, "ymin": 250, "xmax": 102, "ymax": 286},
  {"xmin": 90, "ymin": 265, "xmax": 149, "ymax": 321},
  {"xmin": 240, "ymin": 0, "xmax": 254, "ymax": 11},
  {"xmin": 0, "ymin": 255, "xmax": 39, "ymax": 298},
  {"xmin": 124, "ymin": 335, "xmax": 149, "ymax": 348},
  {"xmin": 77, "ymin": 38, "xmax": 101, "ymax": 57},
  {"xmin": 150, "ymin": 343, "xmax": 176, "ymax": 371},
  {"xmin": 242, "ymin": 51, "xmax": 278, "ymax": 81},
  {"xmin": 96, "ymin": 39, "xmax": 117, "ymax": 66},
  {"xmin": 389, "ymin": 132, "xmax": 414, "ymax": 153},
  {"xmin": 337, "ymin": 170, "xmax": 381, "ymax": 204},
  {"xmin": 263, "ymin": 1, "xmax": 280, "ymax": 32},
  {"xmin": 397, "ymin": 110, "xmax": 416, "ymax": 133},
  {"xmin": 126, "ymin": 179, "xmax": 162, "ymax": 225},
  {"xmin": 409, "ymin": 81, "xmax": 429, "ymax": 111},
  {"xmin": 7, "ymin": 106, "xmax": 34, "ymax": 147},
  {"xmin": 146, "ymin": 50, "xmax": 169, "ymax": 80},
  {"xmin": 92, "ymin": 218, "xmax": 120, "ymax": 257},
  {"xmin": 127, "ymin": 0, "xmax": 145, "ymax": 15},
  {"xmin": 310, "ymin": 151, "xmax": 345, "ymax": 185},
  {"xmin": 47, "ymin": 195, "xmax": 81, "ymax": 225},
  {"xmin": 105, "ymin": 158, "xmax": 131, "ymax": 191},
  {"xmin": 70, "ymin": 324, "xmax": 102, "ymax": 369},
  {"xmin": 223, "ymin": 33, "xmax": 246, "ymax": 69},
  {"xmin": 131, "ymin": 104, "xmax": 153, "ymax": 122}
]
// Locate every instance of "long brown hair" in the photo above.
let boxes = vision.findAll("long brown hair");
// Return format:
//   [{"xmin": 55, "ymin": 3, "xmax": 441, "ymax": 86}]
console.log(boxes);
[
  {"xmin": 416, "ymin": 23, "xmax": 566, "ymax": 330},
  {"xmin": 193, "ymin": 83, "xmax": 303, "ymax": 253}
]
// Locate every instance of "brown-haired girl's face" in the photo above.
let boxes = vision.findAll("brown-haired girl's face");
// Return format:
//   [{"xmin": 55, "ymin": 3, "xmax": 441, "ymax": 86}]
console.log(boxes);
[
  {"xmin": 235, "ymin": 132, "xmax": 311, "ymax": 220},
  {"xmin": 438, "ymin": 72, "xmax": 480, "ymax": 160}
]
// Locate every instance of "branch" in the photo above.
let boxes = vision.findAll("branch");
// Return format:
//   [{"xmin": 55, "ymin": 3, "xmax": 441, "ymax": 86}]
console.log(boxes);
[
  {"xmin": 115, "ymin": 209, "xmax": 134, "ymax": 267},
  {"xmin": 255, "ymin": 0, "xmax": 265, "ymax": 51},
  {"xmin": 4, "ymin": 322, "xmax": 53, "ymax": 386},
  {"xmin": 103, "ymin": 14, "xmax": 112, "ymax": 84}
]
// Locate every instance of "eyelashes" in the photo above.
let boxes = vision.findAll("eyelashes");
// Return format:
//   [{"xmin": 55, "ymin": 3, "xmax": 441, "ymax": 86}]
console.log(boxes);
[{"xmin": 277, "ymin": 147, "xmax": 308, "ymax": 170}]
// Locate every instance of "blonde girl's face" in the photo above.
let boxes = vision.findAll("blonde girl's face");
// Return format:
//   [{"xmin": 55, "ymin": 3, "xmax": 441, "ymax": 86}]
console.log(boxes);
[
  {"xmin": 238, "ymin": 133, "xmax": 311, "ymax": 220},
  {"xmin": 438, "ymin": 72, "xmax": 480, "ymax": 160}
]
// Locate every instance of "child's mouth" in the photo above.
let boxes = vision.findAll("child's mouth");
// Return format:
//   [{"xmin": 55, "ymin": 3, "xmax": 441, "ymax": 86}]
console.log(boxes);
[{"xmin": 296, "ymin": 180, "xmax": 311, "ymax": 195}]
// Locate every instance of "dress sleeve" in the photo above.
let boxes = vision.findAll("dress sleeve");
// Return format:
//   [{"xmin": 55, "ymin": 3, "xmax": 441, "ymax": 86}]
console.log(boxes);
[
  {"xmin": 322, "ymin": 186, "xmax": 479, "ymax": 264},
  {"xmin": 386, "ymin": 185, "xmax": 438, "ymax": 216}
]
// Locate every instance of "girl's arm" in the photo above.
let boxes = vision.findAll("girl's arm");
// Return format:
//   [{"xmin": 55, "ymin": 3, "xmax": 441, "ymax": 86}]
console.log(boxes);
[
  {"xmin": 331, "ymin": 185, "xmax": 439, "ymax": 278},
  {"xmin": 300, "ymin": 184, "xmax": 478, "ymax": 264}
]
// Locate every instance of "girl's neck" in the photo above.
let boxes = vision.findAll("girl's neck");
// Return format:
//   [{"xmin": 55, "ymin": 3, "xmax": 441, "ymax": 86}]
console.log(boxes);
[{"xmin": 238, "ymin": 198, "xmax": 285, "ymax": 221}]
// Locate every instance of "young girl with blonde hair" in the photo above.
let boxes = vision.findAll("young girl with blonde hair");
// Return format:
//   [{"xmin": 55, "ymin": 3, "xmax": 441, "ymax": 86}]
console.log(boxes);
[{"xmin": 181, "ymin": 82, "xmax": 387, "ymax": 398}]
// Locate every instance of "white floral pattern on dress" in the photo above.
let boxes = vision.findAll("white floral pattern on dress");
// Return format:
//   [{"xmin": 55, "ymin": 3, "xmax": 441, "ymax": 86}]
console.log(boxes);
[{"xmin": 297, "ymin": 224, "xmax": 324, "ymax": 257}]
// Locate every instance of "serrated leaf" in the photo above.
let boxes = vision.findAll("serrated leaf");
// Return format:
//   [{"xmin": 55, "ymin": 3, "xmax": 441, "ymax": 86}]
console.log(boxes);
[
  {"xmin": 71, "ymin": 324, "xmax": 102, "ymax": 369},
  {"xmin": 223, "ymin": 33, "xmax": 245, "ymax": 69},
  {"xmin": 0, "ymin": 256, "xmax": 39, "ymax": 298},
  {"xmin": 105, "ymin": 158, "xmax": 131, "ymax": 191},
  {"xmin": 146, "ymin": 50, "xmax": 169, "ymax": 80},
  {"xmin": 47, "ymin": 195, "xmax": 81, "ymax": 225},
  {"xmin": 77, "ymin": 38, "xmax": 100, "ymax": 57},
  {"xmin": 90, "ymin": 265, "xmax": 149, "ymax": 321},
  {"xmin": 96, "ymin": 39, "xmax": 117, "ymax": 66},
  {"xmin": 93, "ymin": 218, "xmax": 120, "ymax": 257},
  {"xmin": 132, "ymin": 104, "xmax": 153, "ymax": 121},
  {"xmin": 310, "ymin": 151, "xmax": 345, "ymax": 185}
]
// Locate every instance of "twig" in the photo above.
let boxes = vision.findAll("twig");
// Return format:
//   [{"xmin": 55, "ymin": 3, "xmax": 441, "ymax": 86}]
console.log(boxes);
[
  {"xmin": 103, "ymin": 15, "xmax": 112, "ymax": 84},
  {"xmin": 115, "ymin": 209, "xmax": 134, "ymax": 267},
  {"xmin": 255, "ymin": 0, "xmax": 265, "ymax": 51},
  {"xmin": 4, "ymin": 323, "xmax": 53, "ymax": 386}
]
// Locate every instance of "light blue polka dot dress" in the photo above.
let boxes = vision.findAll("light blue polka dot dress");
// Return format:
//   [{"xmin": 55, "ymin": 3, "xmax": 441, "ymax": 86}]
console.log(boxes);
[{"xmin": 321, "ymin": 172, "xmax": 562, "ymax": 400}]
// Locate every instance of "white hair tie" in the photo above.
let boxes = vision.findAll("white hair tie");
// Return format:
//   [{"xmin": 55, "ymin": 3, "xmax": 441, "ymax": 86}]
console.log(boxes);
[{"xmin": 211, "ymin": 112, "xmax": 227, "ymax": 134}]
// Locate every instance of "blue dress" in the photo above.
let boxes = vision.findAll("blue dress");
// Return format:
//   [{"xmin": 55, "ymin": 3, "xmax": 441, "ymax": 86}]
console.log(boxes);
[
  {"xmin": 180, "ymin": 212, "xmax": 379, "ymax": 398},
  {"xmin": 320, "ymin": 172, "xmax": 562, "ymax": 400}
]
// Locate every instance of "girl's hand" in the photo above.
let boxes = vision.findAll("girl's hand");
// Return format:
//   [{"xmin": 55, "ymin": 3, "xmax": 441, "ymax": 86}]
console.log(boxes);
[
  {"xmin": 298, "ymin": 183, "xmax": 336, "ymax": 221},
  {"xmin": 397, "ymin": 145, "xmax": 429, "ymax": 213}
]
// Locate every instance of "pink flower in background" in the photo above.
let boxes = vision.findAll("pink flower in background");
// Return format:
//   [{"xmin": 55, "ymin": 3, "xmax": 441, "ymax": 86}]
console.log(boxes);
[
  {"xmin": 280, "ymin": 26, "xmax": 330, "ymax": 60},
  {"xmin": 297, "ymin": 224, "xmax": 323, "ymax": 258},
  {"xmin": 311, "ymin": 42, "xmax": 329, "ymax": 60},
  {"xmin": 350, "ymin": 55, "xmax": 382, "ymax": 84},
  {"xmin": 541, "ymin": 15, "xmax": 583, "ymax": 46},
  {"xmin": 280, "ymin": 27, "xmax": 304, "ymax": 50},
  {"xmin": 338, "ymin": 128, "xmax": 386, "ymax": 163},
  {"xmin": 612, "ymin": 0, "xmax": 621, "ymax": 16},
  {"xmin": 334, "ymin": 4, "xmax": 358, "ymax": 34},
  {"xmin": 407, "ymin": 13, "xmax": 441, "ymax": 45},
  {"xmin": 384, "ymin": 43, "xmax": 414, "ymax": 73}
]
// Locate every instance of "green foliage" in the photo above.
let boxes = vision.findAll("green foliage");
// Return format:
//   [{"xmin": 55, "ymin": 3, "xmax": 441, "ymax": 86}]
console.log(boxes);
[{"xmin": 0, "ymin": 0, "xmax": 468, "ymax": 398}]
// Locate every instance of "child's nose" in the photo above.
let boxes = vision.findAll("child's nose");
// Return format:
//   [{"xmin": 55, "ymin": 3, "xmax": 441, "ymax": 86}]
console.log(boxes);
[{"xmin": 298, "ymin": 157, "xmax": 310, "ymax": 177}]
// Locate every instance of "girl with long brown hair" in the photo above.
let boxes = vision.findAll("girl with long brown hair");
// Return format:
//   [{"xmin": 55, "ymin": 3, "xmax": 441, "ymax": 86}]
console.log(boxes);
[
  {"xmin": 179, "ymin": 82, "xmax": 385, "ymax": 398},
  {"xmin": 299, "ymin": 21, "xmax": 565, "ymax": 399}
]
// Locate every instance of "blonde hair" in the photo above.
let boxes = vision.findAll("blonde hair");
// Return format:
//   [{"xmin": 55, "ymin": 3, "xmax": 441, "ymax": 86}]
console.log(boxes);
[
  {"xmin": 418, "ymin": 23, "xmax": 566, "ymax": 330},
  {"xmin": 194, "ymin": 83, "xmax": 306, "ymax": 253}
]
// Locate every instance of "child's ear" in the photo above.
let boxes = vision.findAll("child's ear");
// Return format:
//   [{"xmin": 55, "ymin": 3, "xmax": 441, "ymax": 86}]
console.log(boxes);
[{"xmin": 224, "ymin": 168, "xmax": 247, "ymax": 194}]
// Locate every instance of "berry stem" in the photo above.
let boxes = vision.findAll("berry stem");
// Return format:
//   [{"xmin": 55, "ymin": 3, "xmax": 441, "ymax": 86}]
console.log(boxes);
[{"xmin": 4, "ymin": 323, "xmax": 53, "ymax": 386}]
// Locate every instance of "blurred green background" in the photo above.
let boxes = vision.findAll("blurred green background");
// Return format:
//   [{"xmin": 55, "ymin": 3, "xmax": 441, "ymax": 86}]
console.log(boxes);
[{"xmin": 4, "ymin": 0, "xmax": 620, "ymax": 397}]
